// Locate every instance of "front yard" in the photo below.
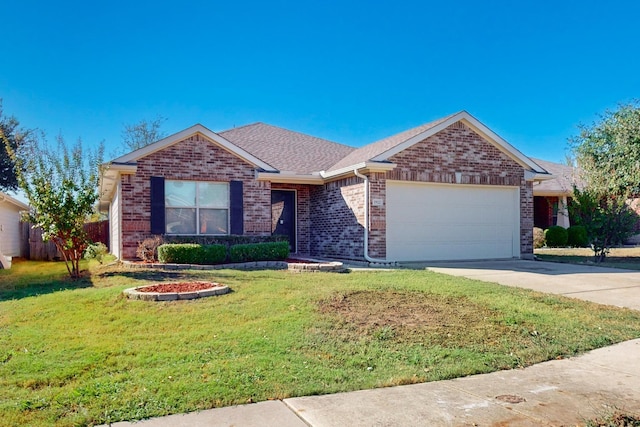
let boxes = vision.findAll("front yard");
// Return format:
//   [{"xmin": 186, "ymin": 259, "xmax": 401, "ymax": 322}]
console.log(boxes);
[
  {"xmin": 535, "ymin": 247, "xmax": 640, "ymax": 270},
  {"xmin": 1, "ymin": 259, "xmax": 640, "ymax": 426}
]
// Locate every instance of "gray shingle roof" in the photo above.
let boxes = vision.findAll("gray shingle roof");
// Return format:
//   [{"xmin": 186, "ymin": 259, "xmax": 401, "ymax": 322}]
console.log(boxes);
[
  {"xmin": 327, "ymin": 114, "xmax": 458, "ymax": 172},
  {"xmin": 219, "ymin": 123, "xmax": 355, "ymax": 174},
  {"xmin": 531, "ymin": 158, "xmax": 583, "ymax": 194}
]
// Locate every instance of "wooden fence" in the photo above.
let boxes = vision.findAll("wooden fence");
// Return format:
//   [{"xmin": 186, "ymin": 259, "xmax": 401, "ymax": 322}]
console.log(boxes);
[{"xmin": 21, "ymin": 220, "xmax": 109, "ymax": 261}]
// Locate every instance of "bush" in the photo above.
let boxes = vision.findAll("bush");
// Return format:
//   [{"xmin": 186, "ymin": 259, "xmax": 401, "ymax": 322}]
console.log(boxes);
[
  {"xmin": 229, "ymin": 242, "xmax": 290, "ymax": 263},
  {"xmin": 544, "ymin": 226, "xmax": 568, "ymax": 247},
  {"xmin": 567, "ymin": 225, "xmax": 589, "ymax": 247},
  {"xmin": 137, "ymin": 236, "xmax": 164, "ymax": 262},
  {"xmin": 84, "ymin": 242, "xmax": 108, "ymax": 264},
  {"xmin": 157, "ymin": 243, "xmax": 227, "ymax": 265},
  {"xmin": 533, "ymin": 227, "xmax": 545, "ymax": 249}
]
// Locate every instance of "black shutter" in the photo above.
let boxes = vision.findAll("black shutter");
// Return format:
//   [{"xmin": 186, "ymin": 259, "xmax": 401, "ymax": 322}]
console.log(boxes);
[
  {"xmin": 150, "ymin": 177, "xmax": 165, "ymax": 235},
  {"xmin": 229, "ymin": 180, "xmax": 244, "ymax": 235}
]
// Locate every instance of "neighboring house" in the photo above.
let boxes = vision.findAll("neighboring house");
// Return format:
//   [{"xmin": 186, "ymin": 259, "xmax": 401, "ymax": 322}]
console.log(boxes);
[
  {"xmin": 531, "ymin": 158, "xmax": 581, "ymax": 229},
  {"xmin": 99, "ymin": 111, "xmax": 553, "ymax": 263},
  {"xmin": 0, "ymin": 192, "xmax": 29, "ymax": 268}
]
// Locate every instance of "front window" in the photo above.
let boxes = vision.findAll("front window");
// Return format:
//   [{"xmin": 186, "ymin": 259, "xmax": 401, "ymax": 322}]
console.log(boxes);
[{"xmin": 165, "ymin": 181, "xmax": 229, "ymax": 235}]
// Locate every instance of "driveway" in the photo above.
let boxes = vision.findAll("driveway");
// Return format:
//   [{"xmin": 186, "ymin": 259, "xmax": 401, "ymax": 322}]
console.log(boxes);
[{"xmin": 405, "ymin": 259, "xmax": 640, "ymax": 311}]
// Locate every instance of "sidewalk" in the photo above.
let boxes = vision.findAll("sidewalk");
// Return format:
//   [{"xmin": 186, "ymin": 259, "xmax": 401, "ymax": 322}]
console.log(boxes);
[{"xmin": 107, "ymin": 338, "xmax": 640, "ymax": 427}]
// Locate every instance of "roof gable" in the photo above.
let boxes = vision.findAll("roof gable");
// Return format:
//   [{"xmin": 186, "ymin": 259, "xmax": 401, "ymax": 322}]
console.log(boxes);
[
  {"xmin": 220, "ymin": 123, "xmax": 355, "ymax": 174},
  {"xmin": 111, "ymin": 124, "xmax": 277, "ymax": 172},
  {"xmin": 531, "ymin": 158, "xmax": 583, "ymax": 195},
  {"xmin": 328, "ymin": 111, "xmax": 547, "ymax": 174},
  {"xmin": 0, "ymin": 192, "xmax": 29, "ymax": 210}
]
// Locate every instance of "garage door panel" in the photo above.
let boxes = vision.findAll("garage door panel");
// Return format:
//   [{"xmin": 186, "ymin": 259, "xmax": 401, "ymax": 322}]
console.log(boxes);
[{"xmin": 386, "ymin": 181, "xmax": 519, "ymax": 261}]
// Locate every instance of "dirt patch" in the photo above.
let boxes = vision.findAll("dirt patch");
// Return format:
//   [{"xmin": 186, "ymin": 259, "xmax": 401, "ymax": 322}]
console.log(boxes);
[
  {"xmin": 136, "ymin": 282, "xmax": 224, "ymax": 293},
  {"xmin": 317, "ymin": 290, "xmax": 512, "ymax": 345}
]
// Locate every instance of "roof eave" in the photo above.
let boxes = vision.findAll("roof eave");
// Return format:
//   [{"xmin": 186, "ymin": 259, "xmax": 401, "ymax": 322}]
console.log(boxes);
[
  {"xmin": 256, "ymin": 172, "xmax": 324, "ymax": 185},
  {"xmin": 320, "ymin": 161, "xmax": 397, "ymax": 179}
]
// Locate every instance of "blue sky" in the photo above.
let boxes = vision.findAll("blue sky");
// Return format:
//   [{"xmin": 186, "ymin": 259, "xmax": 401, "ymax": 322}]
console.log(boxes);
[{"xmin": 1, "ymin": 0, "xmax": 639, "ymax": 165}]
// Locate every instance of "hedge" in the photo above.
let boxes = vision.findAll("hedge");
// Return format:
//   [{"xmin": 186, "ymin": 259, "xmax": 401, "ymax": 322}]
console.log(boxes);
[
  {"xmin": 229, "ymin": 241, "xmax": 290, "ymax": 263},
  {"xmin": 567, "ymin": 225, "xmax": 589, "ymax": 247},
  {"xmin": 544, "ymin": 226, "xmax": 568, "ymax": 247},
  {"xmin": 157, "ymin": 243, "xmax": 227, "ymax": 265}
]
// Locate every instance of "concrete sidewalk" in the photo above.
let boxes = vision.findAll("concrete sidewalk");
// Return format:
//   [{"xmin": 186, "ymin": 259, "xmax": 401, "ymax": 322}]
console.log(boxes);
[
  {"xmin": 107, "ymin": 339, "xmax": 640, "ymax": 427},
  {"xmin": 106, "ymin": 260, "xmax": 640, "ymax": 427}
]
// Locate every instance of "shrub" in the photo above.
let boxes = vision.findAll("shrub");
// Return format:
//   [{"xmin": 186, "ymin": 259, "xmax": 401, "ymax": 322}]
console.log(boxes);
[
  {"xmin": 567, "ymin": 225, "xmax": 589, "ymax": 247},
  {"xmin": 544, "ymin": 226, "xmax": 568, "ymax": 247},
  {"xmin": 533, "ymin": 227, "xmax": 545, "ymax": 249},
  {"xmin": 157, "ymin": 243, "xmax": 227, "ymax": 265},
  {"xmin": 84, "ymin": 242, "xmax": 108, "ymax": 264},
  {"xmin": 229, "ymin": 242, "xmax": 290, "ymax": 263},
  {"xmin": 137, "ymin": 236, "xmax": 164, "ymax": 262}
]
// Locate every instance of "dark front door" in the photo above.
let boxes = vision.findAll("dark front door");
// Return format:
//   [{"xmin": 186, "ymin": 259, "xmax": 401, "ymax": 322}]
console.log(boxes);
[{"xmin": 271, "ymin": 190, "xmax": 296, "ymax": 251}]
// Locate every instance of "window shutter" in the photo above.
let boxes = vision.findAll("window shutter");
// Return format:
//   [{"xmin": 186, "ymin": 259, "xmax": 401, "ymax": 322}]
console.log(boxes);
[
  {"xmin": 230, "ymin": 180, "xmax": 243, "ymax": 235},
  {"xmin": 150, "ymin": 177, "xmax": 165, "ymax": 235}
]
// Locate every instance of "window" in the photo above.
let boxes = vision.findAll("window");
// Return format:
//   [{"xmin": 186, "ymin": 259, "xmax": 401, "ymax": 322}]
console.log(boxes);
[{"xmin": 165, "ymin": 181, "xmax": 229, "ymax": 235}]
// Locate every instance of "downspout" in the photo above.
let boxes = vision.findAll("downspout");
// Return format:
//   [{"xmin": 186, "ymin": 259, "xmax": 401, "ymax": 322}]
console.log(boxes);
[{"xmin": 353, "ymin": 169, "xmax": 393, "ymax": 265}]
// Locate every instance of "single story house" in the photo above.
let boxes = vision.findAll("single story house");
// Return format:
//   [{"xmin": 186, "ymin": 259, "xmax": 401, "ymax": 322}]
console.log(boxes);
[
  {"xmin": 531, "ymin": 158, "xmax": 580, "ymax": 229},
  {"xmin": 0, "ymin": 191, "xmax": 29, "ymax": 268},
  {"xmin": 99, "ymin": 111, "xmax": 554, "ymax": 263}
]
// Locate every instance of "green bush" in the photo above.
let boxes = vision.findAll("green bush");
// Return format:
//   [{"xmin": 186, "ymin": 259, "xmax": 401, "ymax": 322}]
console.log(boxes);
[
  {"xmin": 544, "ymin": 226, "xmax": 568, "ymax": 247},
  {"xmin": 533, "ymin": 227, "xmax": 545, "ymax": 249},
  {"xmin": 567, "ymin": 225, "xmax": 589, "ymax": 247},
  {"xmin": 84, "ymin": 242, "xmax": 108, "ymax": 264},
  {"xmin": 229, "ymin": 242, "xmax": 290, "ymax": 263},
  {"xmin": 157, "ymin": 244, "xmax": 227, "ymax": 265}
]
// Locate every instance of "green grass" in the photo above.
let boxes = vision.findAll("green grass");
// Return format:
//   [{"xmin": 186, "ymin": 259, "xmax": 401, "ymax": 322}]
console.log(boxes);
[
  {"xmin": 1, "ymin": 260, "xmax": 640, "ymax": 426},
  {"xmin": 535, "ymin": 247, "xmax": 640, "ymax": 270}
]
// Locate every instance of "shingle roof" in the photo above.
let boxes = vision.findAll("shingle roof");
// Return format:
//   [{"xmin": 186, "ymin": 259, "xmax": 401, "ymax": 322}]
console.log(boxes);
[
  {"xmin": 219, "ymin": 123, "xmax": 355, "ymax": 174},
  {"xmin": 327, "ymin": 114, "xmax": 458, "ymax": 172},
  {"xmin": 531, "ymin": 158, "xmax": 583, "ymax": 194}
]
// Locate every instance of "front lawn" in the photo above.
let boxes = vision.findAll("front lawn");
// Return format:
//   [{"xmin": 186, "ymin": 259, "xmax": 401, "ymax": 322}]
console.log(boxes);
[
  {"xmin": 535, "ymin": 247, "xmax": 640, "ymax": 270},
  {"xmin": 1, "ymin": 260, "xmax": 640, "ymax": 426}
]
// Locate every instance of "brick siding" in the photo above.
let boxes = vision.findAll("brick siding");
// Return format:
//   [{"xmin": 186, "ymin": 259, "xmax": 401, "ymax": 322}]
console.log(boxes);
[{"xmin": 119, "ymin": 134, "xmax": 271, "ymax": 259}]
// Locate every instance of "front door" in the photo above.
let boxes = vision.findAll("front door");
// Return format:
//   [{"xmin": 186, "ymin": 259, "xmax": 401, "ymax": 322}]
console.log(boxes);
[{"xmin": 271, "ymin": 190, "xmax": 296, "ymax": 251}]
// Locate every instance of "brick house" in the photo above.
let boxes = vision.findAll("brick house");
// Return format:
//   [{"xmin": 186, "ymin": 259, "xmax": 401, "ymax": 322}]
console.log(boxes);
[
  {"xmin": 531, "ymin": 158, "xmax": 580, "ymax": 229},
  {"xmin": 99, "ymin": 111, "xmax": 552, "ymax": 262}
]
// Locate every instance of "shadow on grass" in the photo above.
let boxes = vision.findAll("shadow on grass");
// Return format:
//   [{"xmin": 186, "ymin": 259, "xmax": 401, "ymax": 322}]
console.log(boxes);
[{"xmin": 0, "ymin": 275, "xmax": 94, "ymax": 301}]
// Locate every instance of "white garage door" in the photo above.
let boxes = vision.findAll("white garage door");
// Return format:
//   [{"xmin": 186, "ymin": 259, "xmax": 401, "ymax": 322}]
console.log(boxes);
[{"xmin": 386, "ymin": 181, "xmax": 520, "ymax": 261}]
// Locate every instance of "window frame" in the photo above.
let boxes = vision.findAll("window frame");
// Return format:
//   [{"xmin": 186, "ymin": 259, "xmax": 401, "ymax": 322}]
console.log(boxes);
[{"xmin": 164, "ymin": 180, "xmax": 230, "ymax": 236}]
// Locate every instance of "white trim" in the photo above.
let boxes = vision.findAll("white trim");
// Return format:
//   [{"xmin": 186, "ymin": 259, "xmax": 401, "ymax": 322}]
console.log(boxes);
[
  {"xmin": 320, "ymin": 161, "xmax": 397, "ymax": 179},
  {"xmin": 257, "ymin": 172, "xmax": 324, "ymax": 185},
  {"xmin": 271, "ymin": 188, "xmax": 297, "ymax": 254},
  {"xmin": 371, "ymin": 111, "xmax": 548, "ymax": 174},
  {"xmin": 0, "ymin": 192, "xmax": 29, "ymax": 211},
  {"xmin": 112, "ymin": 124, "xmax": 278, "ymax": 172}
]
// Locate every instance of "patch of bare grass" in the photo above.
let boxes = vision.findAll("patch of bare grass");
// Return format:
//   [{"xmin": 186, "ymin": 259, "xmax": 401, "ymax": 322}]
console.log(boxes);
[{"xmin": 535, "ymin": 247, "xmax": 640, "ymax": 270}]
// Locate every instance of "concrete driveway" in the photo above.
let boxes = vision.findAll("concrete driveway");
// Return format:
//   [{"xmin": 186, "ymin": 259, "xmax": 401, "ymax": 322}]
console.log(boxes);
[{"xmin": 405, "ymin": 259, "xmax": 640, "ymax": 310}]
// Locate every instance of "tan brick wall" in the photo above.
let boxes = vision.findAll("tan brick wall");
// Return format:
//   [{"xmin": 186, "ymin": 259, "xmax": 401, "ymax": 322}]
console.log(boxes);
[{"xmin": 119, "ymin": 134, "xmax": 271, "ymax": 259}]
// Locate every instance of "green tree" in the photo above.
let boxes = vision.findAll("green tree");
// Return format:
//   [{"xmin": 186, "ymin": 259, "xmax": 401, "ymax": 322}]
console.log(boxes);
[
  {"xmin": 0, "ymin": 100, "xmax": 31, "ymax": 192},
  {"xmin": 571, "ymin": 101, "xmax": 640, "ymax": 195},
  {"xmin": 6, "ymin": 133, "xmax": 104, "ymax": 278},
  {"xmin": 121, "ymin": 116, "xmax": 167, "ymax": 152},
  {"xmin": 569, "ymin": 187, "xmax": 637, "ymax": 262}
]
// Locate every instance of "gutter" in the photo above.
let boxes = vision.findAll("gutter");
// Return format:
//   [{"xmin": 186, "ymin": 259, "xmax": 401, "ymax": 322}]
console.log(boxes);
[{"xmin": 353, "ymin": 168, "xmax": 394, "ymax": 265}]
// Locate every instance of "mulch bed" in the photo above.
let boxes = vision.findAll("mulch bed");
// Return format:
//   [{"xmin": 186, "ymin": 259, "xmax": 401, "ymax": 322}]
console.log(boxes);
[{"xmin": 137, "ymin": 282, "xmax": 224, "ymax": 293}]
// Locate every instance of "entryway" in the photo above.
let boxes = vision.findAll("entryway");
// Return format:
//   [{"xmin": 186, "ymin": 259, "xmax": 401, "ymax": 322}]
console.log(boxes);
[{"xmin": 271, "ymin": 190, "xmax": 296, "ymax": 252}]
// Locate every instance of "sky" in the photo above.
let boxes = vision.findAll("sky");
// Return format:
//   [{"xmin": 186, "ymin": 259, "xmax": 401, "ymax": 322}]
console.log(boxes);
[{"xmin": 1, "ymin": 0, "xmax": 639, "ymax": 169}]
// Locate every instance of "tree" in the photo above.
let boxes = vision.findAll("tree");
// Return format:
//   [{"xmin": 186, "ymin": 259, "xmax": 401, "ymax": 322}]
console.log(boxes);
[
  {"xmin": 0, "ymin": 100, "xmax": 31, "ymax": 192},
  {"xmin": 571, "ymin": 101, "xmax": 640, "ymax": 195},
  {"xmin": 569, "ymin": 187, "xmax": 637, "ymax": 262},
  {"xmin": 6, "ymin": 133, "xmax": 104, "ymax": 278},
  {"xmin": 121, "ymin": 116, "xmax": 167, "ymax": 153}
]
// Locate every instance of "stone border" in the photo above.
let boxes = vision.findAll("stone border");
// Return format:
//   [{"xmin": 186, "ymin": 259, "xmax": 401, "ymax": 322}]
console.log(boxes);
[
  {"xmin": 122, "ymin": 259, "xmax": 346, "ymax": 272},
  {"xmin": 124, "ymin": 283, "xmax": 230, "ymax": 301}
]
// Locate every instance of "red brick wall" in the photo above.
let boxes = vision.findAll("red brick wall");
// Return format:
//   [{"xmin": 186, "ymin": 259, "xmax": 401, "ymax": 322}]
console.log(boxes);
[
  {"xmin": 309, "ymin": 177, "xmax": 365, "ymax": 260},
  {"xmin": 119, "ymin": 134, "xmax": 271, "ymax": 259}
]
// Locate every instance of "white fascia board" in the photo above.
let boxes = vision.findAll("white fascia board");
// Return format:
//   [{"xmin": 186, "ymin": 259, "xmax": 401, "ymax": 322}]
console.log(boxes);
[
  {"xmin": 256, "ymin": 172, "xmax": 324, "ymax": 185},
  {"xmin": 111, "ymin": 124, "xmax": 278, "ymax": 173},
  {"xmin": 320, "ymin": 161, "xmax": 397, "ymax": 179},
  {"xmin": 0, "ymin": 192, "xmax": 29, "ymax": 210},
  {"xmin": 525, "ymin": 170, "xmax": 555, "ymax": 182},
  {"xmin": 371, "ymin": 111, "xmax": 547, "ymax": 174}
]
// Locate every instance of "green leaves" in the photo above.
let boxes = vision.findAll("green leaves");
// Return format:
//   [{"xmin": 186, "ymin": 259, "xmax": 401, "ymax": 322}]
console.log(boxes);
[
  {"xmin": 571, "ymin": 102, "xmax": 640, "ymax": 195},
  {"xmin": 6, "ymin": 132, "xmax": 103, "ymax": 278}
]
